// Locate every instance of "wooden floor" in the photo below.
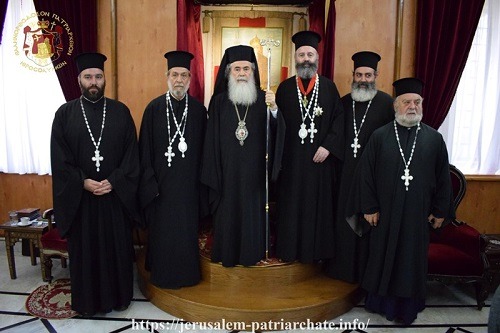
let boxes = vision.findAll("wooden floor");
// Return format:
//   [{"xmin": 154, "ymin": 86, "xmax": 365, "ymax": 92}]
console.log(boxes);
[{"xmin": 137, "ymin": 249, "xmax": 362, "ymax": 327}]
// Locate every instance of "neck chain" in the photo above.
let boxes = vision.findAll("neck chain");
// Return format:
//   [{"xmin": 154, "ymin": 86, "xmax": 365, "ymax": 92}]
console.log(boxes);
[
  {"xmin": 235, "ymin": 104, "xmax": 250, "ymax": 146},
  {"xmin": 165, "ymin": 92, "xmax": 189, "ymax": 167},
  {"xmin": 296, "ymin": 74, "xmax": 321, "ymax": 144},
  {"xmin": 351, "ymin": 99, "xmax": 372, "ymax": 158},
  {"xmin": 82, "ymin": 95, "xmax": 104, "ymax": 104},
  {"xmin": 394, "ymin": 120, "xmax": 421, "ymax": 191},
  {"xmin": 80, "ymin": 96, "xmax": 107, "ymax": 172}
]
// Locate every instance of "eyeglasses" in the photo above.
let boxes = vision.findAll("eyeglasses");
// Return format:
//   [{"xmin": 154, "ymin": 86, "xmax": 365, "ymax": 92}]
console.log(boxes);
[{"xmin": 170, "ymin": 72, "xmax": 190, "ymax": 80}]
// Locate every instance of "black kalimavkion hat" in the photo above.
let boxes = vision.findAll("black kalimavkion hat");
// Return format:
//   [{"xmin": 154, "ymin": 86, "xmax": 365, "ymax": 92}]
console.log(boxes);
[
  {"xmin": 393, "ymin": 77, "xmax": 424, "ymax": 97},
  {"xmin": 291, "ymin": 30, "xmax": 321, "ymax": 50},
  {"xmin": 164, "ymin": 51, "xmax": 194, "ymax": 70},
  {"xmin": 75, "ymin": 52, "xmax": 107, "ymax": 74},
  {"xmin": 352, "ymin": 51, "xmax": 381, "ymax": 70}
]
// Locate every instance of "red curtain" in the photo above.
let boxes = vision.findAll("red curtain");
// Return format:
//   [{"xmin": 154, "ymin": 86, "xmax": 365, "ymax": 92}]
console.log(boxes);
[
  {"xmin": 33, "ymin": 0, "xmax": 98, "ymax": 102},
  {"xmin": 0, "ymin": 0, "xmax": 8, "ymax": 45},
  {"xmin": 322, "ymin": 1, "xmax": 336, "ymax": 80},
  {"xmin": 415, "ymin": 0, "xmax": 485, "ymax": 129},
  {"xmin": 308, "ymin": 0, "xmax": 326, "ymax": 75},
  {"xmin": 177, "ymin": 0, "xmax": 205, "ymax": 103}
]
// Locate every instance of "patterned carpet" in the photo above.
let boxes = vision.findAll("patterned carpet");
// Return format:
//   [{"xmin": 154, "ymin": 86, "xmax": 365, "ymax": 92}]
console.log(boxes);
[{"xmin": 0, "ymin": 241, "xmax": 493, "ymax": 332}]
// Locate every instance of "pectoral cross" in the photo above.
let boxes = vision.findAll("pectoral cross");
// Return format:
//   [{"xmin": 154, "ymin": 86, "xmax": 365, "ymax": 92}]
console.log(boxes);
[
  {"xmin": 308, "ymin": 122, "xmax": 317, "ymax": 143},
  {"xmin": 302, "ymin": 96, "xmax": 308, "ymax": 108},
  {"xmin": 401, "ymin": 167, "xmax": 413, "ymax": 191},
  {"xmin": 165, "ymin": 146, "xmax": 175, "ymax": 167},
  {"xmin": 92, "ymin": 149, "xmax": 103, "ymax": 172},
  {"xmin": 351, "ymin": 137, "xmax": 361, "ymax": 158}
]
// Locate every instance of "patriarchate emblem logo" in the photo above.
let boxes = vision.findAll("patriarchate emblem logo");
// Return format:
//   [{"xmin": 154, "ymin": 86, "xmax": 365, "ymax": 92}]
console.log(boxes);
[
  {"xmin": 13, "ymin": 12, "xmax": 75, "ymax": 73},
  {"xmin": 23, "ymin": 19, "xmax": 64, "ymax": 67}
]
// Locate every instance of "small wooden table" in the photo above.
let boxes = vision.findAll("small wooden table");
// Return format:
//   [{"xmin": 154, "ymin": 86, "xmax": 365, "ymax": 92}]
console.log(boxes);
[{"xmin": 0, "ymin": 220, "xmax": 49, "ymax": 279}]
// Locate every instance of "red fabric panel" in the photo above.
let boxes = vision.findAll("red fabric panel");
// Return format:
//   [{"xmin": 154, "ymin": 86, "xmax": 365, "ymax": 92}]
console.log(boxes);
[
  {"xmin": 281, "ymin": 67, "xmax": 288, "ymax": 82},
  {"xmin": 428, "ymin": 243, "xmax": 483, "ymax": 276},
  {"xmin": 322, "ymin": 1, "xmax": 336, "ymax": 80},
  {"xmin": 33, "ymin": 0, "xmax": 98, "ymax": 101},
  {"xmin": 41, "ymin": 228, "xmax": 68, "ymax": 252},
  {"xmin": 415, "ymin": 0, "xmax": 485, "ymax": 129},
  {"xmin": 308, "ymin": 0, "xmax": 326, "ymax": 75},
  {"xmin": 239, "ymin": 17, "xmax": 266, "ymax": 28},
  {"xmin": 430, "ymin": 223, "xmax": 481, "ymax": 257},
  {"xmin": 177, "ymin": 0, "xmax": 205, "ymax": 103}
]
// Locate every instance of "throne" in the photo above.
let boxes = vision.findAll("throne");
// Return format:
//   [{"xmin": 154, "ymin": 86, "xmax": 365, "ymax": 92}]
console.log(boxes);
[{"xmin": 427, "ymin": 164, "xmax": 489, "ymax": 309}]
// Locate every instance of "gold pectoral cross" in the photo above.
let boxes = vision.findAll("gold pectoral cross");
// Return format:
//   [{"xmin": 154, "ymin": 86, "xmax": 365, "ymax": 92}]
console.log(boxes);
[{"xmin": 302, "ymin": 96, "xmax": 308, "ymax": 108}]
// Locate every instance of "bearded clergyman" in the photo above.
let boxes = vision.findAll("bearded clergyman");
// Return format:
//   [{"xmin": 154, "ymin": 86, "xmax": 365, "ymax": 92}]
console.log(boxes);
[
  {"xmin": 201, "ymin": 45, "xmax": 284, "ymax": 267},
  {"xmin": 325, "ymin": 51, "xmax": 394, "ymax": 283},
  {"xmin": 274, "ymin": 31, "xmax": 344, "ymax": 264},
  {"xmin": 346, "ymin": 77, "xmax": 454, "ymax": 325},
  {"xmin": 138, "ymin": 51, "xmax": 207, "ymax": 289}
]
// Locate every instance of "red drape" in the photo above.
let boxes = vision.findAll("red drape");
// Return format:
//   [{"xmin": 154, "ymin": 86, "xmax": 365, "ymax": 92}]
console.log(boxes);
[
  {"xmin": 308, "ymin": 0, "xmax": 326, "ymax": 75},
  {"xmin": 322, "ymin": 1, "xmax": 336, "ymax": 80},
  {"xmin": 0, "ymin": 0, "xmax": 8, "ymax": 45},
  {"xmin": 415, "ymin": 0, "xmax": 485, "ymax": 129},
  {"xmin": 177, "ymin": 0, "xmax": 205, "ymax": 103},
  {"xmin": 33, "ymin": 0, "xmax": 98, "ymax": 102}
]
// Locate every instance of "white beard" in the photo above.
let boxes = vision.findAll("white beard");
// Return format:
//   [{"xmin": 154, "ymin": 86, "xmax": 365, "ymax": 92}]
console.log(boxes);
[
  {"xmin": 168, "ymin": 81, "xmax": 187, "ymax": 100},
  {"xmin": 228, "ymin": 75, "xmax": 258, "ymax": 105},
  {"xmin": 395, "ymin": 112, "xmax": 423, "ymax": 127},
  {"xmin": 350, "ymin": 82, "xmax": 377, "ymax": 102}
]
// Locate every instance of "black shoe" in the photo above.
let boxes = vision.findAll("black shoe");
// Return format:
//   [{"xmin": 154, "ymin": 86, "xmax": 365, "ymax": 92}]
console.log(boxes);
[
  {"xmin": 79, "ymin": 312, "xmax": 95, "ymax": 318},
  {"xmin": 113, "ymin": 305, "xmax": 128, "ymax": 311}
]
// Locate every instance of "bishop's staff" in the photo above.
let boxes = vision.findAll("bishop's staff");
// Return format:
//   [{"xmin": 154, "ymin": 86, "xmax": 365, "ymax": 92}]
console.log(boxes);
[{"xmin": 260, "ymin": 37, "xmax": 280, "ymax": 261}]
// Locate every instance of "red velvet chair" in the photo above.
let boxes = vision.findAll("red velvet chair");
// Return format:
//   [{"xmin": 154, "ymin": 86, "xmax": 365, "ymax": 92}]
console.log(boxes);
[
  {"xmin": 40, "ymin": 208, "xmax": 69, "ymax": 282},
  {"xmin": 427, "ymin": 165, "xmax": 489, "ymax": 309}
]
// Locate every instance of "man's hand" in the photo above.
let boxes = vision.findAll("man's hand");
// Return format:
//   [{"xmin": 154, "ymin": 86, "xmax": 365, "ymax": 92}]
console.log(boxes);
[
  {"xmin": 364, "ymin": 212, "xmax": 379, "ymax": 226},
  {"xmin": 313, "ymin": 146, "xmax": 330, "ymax": 163},
  {"xmin": 265, "ymin": 89, "xmax": 277, "ymax": 110},
  {"xmin": 84, "ymin": 179, "xmax": 113, "ymax": 196},
  {"xmin": 428, "ymin": 214, "xmax": 444, "ymax": 229}
]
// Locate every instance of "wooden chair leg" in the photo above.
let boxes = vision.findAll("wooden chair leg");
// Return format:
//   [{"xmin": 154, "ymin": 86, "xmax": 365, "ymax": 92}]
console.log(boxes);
[
  {"xmin": 44, "ymin": 256, "xmax": 53, "ymax": 283},
  {"xmin": 475, "ymin": 278, "xmax": 489, "ymax": 310}
]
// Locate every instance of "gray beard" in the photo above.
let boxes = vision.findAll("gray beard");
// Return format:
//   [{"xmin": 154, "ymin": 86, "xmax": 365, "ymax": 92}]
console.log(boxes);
[
  {"xmin": 351, "ymin": 82, "xmax": 377, "ymax": 102},
  {"xmin": 228, "ymin": 75, "xmax": 257, "ymax": 106},
  {"xmin": 168, "ymin": 81, "xmax": 187, "ymax": 100},
  {"xmin": 395, "ymin": 112, "xmax": 423, "ymax": 127},
  {"xmin": 296, "ymin": 61, "xmax": 318, "ymax": 79}
]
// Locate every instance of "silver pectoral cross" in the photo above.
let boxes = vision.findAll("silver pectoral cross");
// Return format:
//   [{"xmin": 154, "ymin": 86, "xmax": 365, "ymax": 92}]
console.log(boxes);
[
  {"xmin": 92, "ymin": 149, "xmax": 104, "ymax": 172},
  {"xmin": 351, "ymin": 137, "xmax": 361, "ymax": 158},
  {"xmin": 401, "ymin": 167, "xmax": 413, "ymax": 191},
  {"xmin": 165, "ymin": 146, "xmax": 175, "ymax": 167},
  {"xmin": 308, "ymin": 122, "xmax": 317, "ymax": 143}
]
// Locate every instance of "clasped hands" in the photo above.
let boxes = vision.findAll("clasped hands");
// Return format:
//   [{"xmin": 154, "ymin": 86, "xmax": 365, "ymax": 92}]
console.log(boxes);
[
  {"xmin": 84, "ymin": 178, "xmax": 113, "ymax": 196},
  {"xmin": 363, "ymin": 212, "xmax": 444, "ymax": 229}
]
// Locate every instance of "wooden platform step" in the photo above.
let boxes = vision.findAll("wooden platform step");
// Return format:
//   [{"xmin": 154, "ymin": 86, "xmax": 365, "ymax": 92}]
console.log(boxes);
[{"xmin": 137, "ymin": 249, "xmax": 361, "ymax": 328}]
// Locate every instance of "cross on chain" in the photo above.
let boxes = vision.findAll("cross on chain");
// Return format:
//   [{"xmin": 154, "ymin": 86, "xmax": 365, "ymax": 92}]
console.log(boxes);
[
  {"xmin": 308, "ymin": 122, "xmax": 318, "ymax": 143},
  {"xmin": 92, "ymin": 149, "xmax": 103, "ymax": 172},
  {"xmin": 165, "ymin": 146, "xmax": 175, "ymax": 167},
  {"xmin": 351, "ymin": 137, "xmax": 361, "ymax": 158},
  {"xmin": 401, "ymin": 167, "xmax": 413, "ymax": 191}
]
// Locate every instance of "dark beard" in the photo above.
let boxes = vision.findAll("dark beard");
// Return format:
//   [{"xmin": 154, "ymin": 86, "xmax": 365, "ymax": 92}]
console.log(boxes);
[
  {"xmin": 81, "ymin": 84, "xmax": 105, "ymax": 101},
  {"xmin": 296, "ymin": 61, "xmax": 318, "ymax": 79}
]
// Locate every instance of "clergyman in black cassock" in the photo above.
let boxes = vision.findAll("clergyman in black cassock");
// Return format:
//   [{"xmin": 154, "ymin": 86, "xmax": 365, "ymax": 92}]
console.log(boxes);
[
  {"xmin": 275, "ymin": 31, "xmax": 344, "ymax": 263},
  {"xmin": 138, "ymin": 51, "xmax": 207, "ymax": 288},
  {"xmin": 326, "ymin": 51, "xmax": 394, "ymax": 283},
  {"xmin": 346, "ymin": 78, "xmax": 454, "ymax": 325},
  {"xmin": 50, "ymin": 53, "xmax": 140, "ymax": 316},
  {"xmin": 201, "ymin": 45, "xmax": 284, "ymax": 267}
]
